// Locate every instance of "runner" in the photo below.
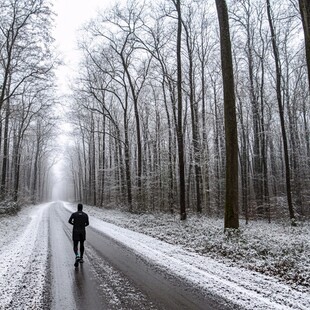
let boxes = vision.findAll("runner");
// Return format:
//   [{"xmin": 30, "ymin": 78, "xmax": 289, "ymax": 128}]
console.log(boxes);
[{"xmin": 68, "ymin": 203, "xmax": 89, "ymax": 267}]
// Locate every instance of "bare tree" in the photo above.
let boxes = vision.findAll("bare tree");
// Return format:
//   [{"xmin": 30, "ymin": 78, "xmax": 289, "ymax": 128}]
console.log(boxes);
[{"xmin": 0, "ymin": 0, "xmax": 56, "ymax": 203}]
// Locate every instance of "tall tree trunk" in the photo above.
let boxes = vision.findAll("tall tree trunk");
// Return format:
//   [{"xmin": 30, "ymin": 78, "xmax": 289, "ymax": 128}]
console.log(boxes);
[
  {"xmin": 176, "ymin": 0, "xmax": 187, "ymax": 220},
  {"xmin": 215, "ymin": 0, "xmax": 239, "ymax": 230},
  {"xmin": 266, "ymin": 0, "xmax": 295, "ymax": 224},
  {"xmin": 121, "ymin": 56, "xmax": 143, "ymax": 207},
  {"xmin": 0, "ymin": 120, "xmax": 2, "ymax": 158},
  {"xmin": 247, "ymin": 27, "xmax": 263, "ymax": 208},
  {"xmin": 117, "ymin": 128, "xmax": 126, "ymax": 200},
  {"xmin": 1, "ymin": 101, "xmax": 10, "ymax": 199},
  {"xmin": 200, "ymin": 49, "xmax": 211, "ymax": 213},
  {"xmin": 32, "ymin": 137, "xmax": 40, "ymax": 203},
  {"xmin": 99, "ymin": 117, "xmax": 106, "ymax": 207},
  {"xmin": 299, "ymin": 0, "xmax": 310, "ymax": 88},
  {"xmin": 212, "ymin": 79, "xmax": 223, "ymax": 214},
  {"xmin": 123, "ymin": 110, "xmax": 133, "ymax": 211},
  {"xmin": 81, "ymin": 131, "xmax": 88, "ymax": 202},
  {"xmin": 89, "ymin": 115, "xmax": 96, "ymax": 206},
  {"xmin": 12, "ymin": 133, "xmax": 22, "ymax": 202},
  {"xmin": 183, "ymin": 21, "xmax": 202, "ymax": 214},
  {"xmin": 132, "ymin": 95, "xmax": 142, "ymax": 202},
  {"xmin": 77, "ymin": 150, "xmax": 84, "ymax": 202},
  {"xmin": 259, "ymin": 53, "xmax": 270, "ymax": 212},
  {"xmin": 162, "ymin": 76, "xmax": 174, "ymax": 214},
  {"xmin": 91, "ymin": 128, "xmax": 97, "ymax": 206},
  {"xmin": 236, "ymin": 89, "xmax": 249, "ymax": 223}
]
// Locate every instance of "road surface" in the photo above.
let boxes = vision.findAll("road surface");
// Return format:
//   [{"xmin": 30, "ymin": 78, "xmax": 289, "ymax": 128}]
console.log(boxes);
[{"xmin": 48, "ymin": 202, "xmax": 234, "ymax": 310}]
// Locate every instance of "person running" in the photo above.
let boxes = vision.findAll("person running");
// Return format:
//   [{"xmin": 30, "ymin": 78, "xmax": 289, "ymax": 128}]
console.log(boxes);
[{"xmin": 68, "ymin": 203, "xmax": 89, "ymax": 266}]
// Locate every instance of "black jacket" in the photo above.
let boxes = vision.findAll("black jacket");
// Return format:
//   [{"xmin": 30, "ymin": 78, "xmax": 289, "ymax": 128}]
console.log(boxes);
[{"xmin": 68, "ymin": 211, "xmax": 89, "ymax": 232}]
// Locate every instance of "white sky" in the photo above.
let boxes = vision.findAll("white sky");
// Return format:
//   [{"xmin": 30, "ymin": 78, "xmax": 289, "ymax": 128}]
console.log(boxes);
[
  {"xmin": 52, "ymin": 0, "xmax": 114, "ymax": 94},
  {"xmin": 51, "ymin": 0, "xmax": 129, "ymax": 195},
  {"xmin": 52, "ymin": 0, "xmax": 118, "ymax": 189}
]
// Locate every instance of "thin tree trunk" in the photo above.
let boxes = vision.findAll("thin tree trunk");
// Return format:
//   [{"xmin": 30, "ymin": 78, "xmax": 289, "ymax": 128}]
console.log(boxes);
[
  {"xmin": 183, "ymin": 21, "xmax": 202, "ymax": 214},
  {"xmin": 90, "ymin": 117, "xmax": 96, "ymax": 206},
  {"xmin": 32, "ymin": 137, "xmax": 40, "ymax": 203},
  {"xmin": 236, "ymin": 90, "xmax": 249, "ymax": 223},
  {"xmin": 200, "ymin": 46, "xmax": 211, "ymax": 214},
  {"xmin": 100, "ymin": 117, "xmax": 106, "ymax": 207},
  {"xmin": 121, "ymin": 56, "xmax": 143, "ymax": 206},
  {"xmin": 1, "ymin": 102, "xmax": 10, "ymax": 199},
  {"xmin": 247, "ymin": 27, "xmax": 263, "ymax": 208},
  {"xmin": 213, "ymin": 79, "xmax": 222, "ymax": 213},
  {"xmin": 124, "ymin": 111, "xmax": 132, "ymax": 211},
  {"xmin": 162, "ymin": 77, "xmax": 174, "ymax": 214},
  {"xmin": 13, "ymin": 136, "xmax": 22, "ymax": 202},
  {"xmin": 259, "ymin": 53, "xmax": 270, "ymax": 214},
  {"xmin": 266, "ymin": 0, "xmax": 295, "ymax": 224},
  {"xmin": 176, "ymin": 0, "xmax": 187, "ymax": 220}
]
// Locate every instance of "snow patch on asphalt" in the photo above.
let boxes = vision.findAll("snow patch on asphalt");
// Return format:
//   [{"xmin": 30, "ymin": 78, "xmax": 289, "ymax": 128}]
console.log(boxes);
[{"xmin": 86, "ymin": 246, "xmax": 159, "ymax": 309}]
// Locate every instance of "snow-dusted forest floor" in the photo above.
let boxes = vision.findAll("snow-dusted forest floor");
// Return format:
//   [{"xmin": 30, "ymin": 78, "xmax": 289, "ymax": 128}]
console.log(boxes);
[{"xmin": 82, "ymin": 203, "xmax": 310, "ymax": 292}]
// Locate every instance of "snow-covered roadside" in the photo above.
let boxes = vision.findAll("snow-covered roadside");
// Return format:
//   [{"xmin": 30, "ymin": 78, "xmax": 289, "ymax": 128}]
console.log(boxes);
[
  {"xmin": 65, "ymin": 202, "xmax": 310, "ymax": 310},
  {"xmin": 0, "ymin": 203, "xmax": 51, "ymax": 309},
  {"xmin": 74, "ymin": 202, "xmax": 310, "ymax": 289}
]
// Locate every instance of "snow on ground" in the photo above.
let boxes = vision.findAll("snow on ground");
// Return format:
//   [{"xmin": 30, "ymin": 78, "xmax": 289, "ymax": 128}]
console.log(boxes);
[
  {"xmin": 64, "ymin": 202, "xmax": 310, "ymax": 310},
  {"xmin": 0, "ymin": 201, "xmax": 309, "ymax": 309},
  {"xmin": 0, "ymin": 203, "xmax": 50, "ymax": 309}
]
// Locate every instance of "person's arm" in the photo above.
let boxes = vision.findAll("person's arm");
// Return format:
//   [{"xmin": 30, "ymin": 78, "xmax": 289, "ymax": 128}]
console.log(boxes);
[
  {"xmin": 85, "ymin": 214, "xmax": 89, "ymax": 227},
  {"xmin": 68, "ymin": 213, "xmax": 74, "ymax": 225}
]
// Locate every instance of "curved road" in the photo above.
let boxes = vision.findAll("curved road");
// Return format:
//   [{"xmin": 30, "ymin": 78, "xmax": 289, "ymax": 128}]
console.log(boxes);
[{"xmin": 48, "ymin": 202, "xmax": 236, "ymax": 310}]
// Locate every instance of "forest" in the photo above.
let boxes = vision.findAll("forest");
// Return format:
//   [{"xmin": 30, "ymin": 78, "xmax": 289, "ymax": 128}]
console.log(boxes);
[{"xmin": 0, "ymin": 0, "xmax": 309, "ymax": 229}]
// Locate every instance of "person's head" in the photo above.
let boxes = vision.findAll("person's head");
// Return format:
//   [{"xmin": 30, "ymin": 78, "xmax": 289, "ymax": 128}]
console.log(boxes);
[{"xmin": 77, "ymin": 203, "xmax": 83, "ymax": 211}]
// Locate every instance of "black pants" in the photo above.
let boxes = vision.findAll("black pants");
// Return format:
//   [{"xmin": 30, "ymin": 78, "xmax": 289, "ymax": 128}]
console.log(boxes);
[
  {"xmin": 73, "ymin": 231, "xmax": 86, "ymax": 257},
  {"xmin": 73, "ymin": 240, "xmax": 85, "ymax": 257}
]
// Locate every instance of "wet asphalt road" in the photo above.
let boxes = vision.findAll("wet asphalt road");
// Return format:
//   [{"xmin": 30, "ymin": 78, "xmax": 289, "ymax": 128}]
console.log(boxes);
[{"xmin": 48, "ymin": 202, "xmax": 236, "ymax": 310}]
